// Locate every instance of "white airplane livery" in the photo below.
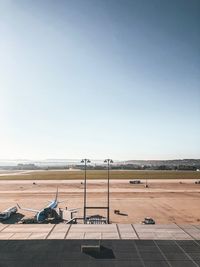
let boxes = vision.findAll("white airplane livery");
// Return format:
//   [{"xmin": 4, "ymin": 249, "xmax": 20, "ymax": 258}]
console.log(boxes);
[
  {"xmin": 17, "ymin": 187, "xmax": 59, "ymax": 222},
  {"xmin": 0, "ymin": 206, "xmax": 18, "ymax": 221}
]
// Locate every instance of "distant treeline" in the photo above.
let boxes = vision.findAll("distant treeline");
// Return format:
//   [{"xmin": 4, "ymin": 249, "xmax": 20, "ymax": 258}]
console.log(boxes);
[
  {"xmin": 0, "ymin": 163, "xmax": 199, "ymax": 171},
  {"xmin": 75, "ymin": 164, "xmax": 200, "ymax": 171},
  {"xmin": 85, "ymin": 164, "xmax": 199, "ymax": 171}
]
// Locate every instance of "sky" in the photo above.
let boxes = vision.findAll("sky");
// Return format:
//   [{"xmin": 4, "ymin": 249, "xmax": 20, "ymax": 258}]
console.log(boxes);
[{"xmin": 0, "ymin": 0, "xmax": 199, "ymax": 160}]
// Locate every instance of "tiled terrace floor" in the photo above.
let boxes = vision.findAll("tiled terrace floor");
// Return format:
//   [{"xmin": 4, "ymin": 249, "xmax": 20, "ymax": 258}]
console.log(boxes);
[
  {"xmin": 1, "ymin": 223, "xmax": 200, "ymax": 240},
  {"xmin": 1, "ymin": 239, "xmax": 200, "ymax": 266}
]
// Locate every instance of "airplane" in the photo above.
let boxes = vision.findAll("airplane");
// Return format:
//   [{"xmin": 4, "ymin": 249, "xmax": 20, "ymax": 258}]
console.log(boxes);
[
  {"xmin": 0, "ymin": 206, "xmax": 18, "ymax": 221},
  {"xmin": 17, "ymin": 187, "xmax": 60, "ymax": 222}
]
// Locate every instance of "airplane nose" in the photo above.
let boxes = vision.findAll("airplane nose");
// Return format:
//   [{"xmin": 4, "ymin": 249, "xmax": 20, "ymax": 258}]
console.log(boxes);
[{"xmin": 37, "ymin": 211, "xmax": 46, "ymax": 222}]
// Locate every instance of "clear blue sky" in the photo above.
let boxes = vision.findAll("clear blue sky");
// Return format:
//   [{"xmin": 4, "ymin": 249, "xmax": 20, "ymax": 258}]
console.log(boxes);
[{"xmin": 0, "ymin": 0, "xmax": 199, "ymax": 160}]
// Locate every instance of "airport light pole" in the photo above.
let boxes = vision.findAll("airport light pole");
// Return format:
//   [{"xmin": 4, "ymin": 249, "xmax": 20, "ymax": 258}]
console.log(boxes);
[
  {"xmin": 104, "ymin": 159, "xmax": 113, "ymax": 224},
  {"xmin": 81, "ymin": 158, "xmax": 90, "ymax": 223}
]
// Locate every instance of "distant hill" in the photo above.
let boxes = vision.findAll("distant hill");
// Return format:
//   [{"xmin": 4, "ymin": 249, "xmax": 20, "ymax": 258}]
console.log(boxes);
[{"xmin": 120, "ymin": 159, "xmax": 200, "ymax": 166}]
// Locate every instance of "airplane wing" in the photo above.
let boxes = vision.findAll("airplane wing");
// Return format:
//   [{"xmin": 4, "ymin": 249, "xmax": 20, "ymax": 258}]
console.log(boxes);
[
  {"xmin": 67, "ymin": 208, "xmax": 80, "ymax": 212},
  {"xmin": 66, "ymin": 216, "xmax": 77, "ymax": 224},
  {"xmin": 17, "ymin": 204, "xmax": 40, "ymax": 213}
]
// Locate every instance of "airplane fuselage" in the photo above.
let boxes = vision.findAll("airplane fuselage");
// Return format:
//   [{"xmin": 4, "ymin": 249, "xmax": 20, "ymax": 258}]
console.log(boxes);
[
  {"xmin": 0, "ymin": 206, "xmax": 17, "ymax": 221},
  {"xmin": 36, "ymin": 200, "xmax": 58, "ymax": 222},
  {"xmin": 18, "ymin": 187, "xmax": 59, "ymax": 222}
]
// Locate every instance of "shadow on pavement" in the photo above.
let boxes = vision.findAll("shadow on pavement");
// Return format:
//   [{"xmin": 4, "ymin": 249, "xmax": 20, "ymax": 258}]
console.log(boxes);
[{"xmin": 0, "ymin": 213, "xmax": 24, "ymax": 224}]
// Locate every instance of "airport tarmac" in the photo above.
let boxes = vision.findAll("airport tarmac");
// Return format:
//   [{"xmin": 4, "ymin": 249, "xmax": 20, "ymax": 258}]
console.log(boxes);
[
  {"xmin": 0, "ymin": 179, "xmax": 200, "ymax": 224},
  {"xmin": 0, "ymin": 178, "xmax": 198, "ymax": 183}
]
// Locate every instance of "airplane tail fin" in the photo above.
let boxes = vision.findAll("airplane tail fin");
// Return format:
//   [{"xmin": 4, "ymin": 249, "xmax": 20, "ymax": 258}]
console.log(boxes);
[{"xmin": 55, "ymin": 186, "xmax": 58, "ymax": 202}]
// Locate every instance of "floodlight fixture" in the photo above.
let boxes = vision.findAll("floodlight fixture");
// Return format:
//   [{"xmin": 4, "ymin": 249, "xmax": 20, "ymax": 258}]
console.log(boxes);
[
  {"xmin": 81, "ymin": 159, "xmax": 90, "ymax": 164},
  {"xmin": 104, "ymin": 159, "xmax": 114, "ymax": 164}
]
